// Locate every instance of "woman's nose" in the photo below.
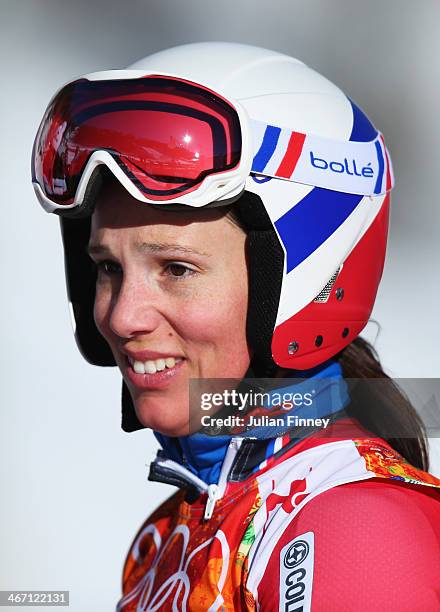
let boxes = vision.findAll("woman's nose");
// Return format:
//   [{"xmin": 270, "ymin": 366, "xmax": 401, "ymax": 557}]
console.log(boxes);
[{"xmin": 108, "ymin": 276, "xmax": 163, "ymax": 339}]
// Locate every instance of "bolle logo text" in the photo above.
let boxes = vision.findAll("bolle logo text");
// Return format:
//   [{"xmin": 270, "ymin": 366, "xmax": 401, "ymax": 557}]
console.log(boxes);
[{"xmin": 310, "ymin": 151, "xmax": 374, "ymax": 178}]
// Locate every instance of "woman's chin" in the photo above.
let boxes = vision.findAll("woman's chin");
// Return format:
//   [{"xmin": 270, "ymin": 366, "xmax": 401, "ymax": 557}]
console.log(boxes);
[{"xmin": 133, "ymin": 399, "xmax": 192, "ymax": 437}]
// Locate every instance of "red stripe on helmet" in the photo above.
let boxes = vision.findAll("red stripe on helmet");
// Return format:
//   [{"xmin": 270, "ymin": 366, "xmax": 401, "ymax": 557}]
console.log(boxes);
[{"xmin": 275, "ymin": 132, "xmax": 306, "ymax": 178}]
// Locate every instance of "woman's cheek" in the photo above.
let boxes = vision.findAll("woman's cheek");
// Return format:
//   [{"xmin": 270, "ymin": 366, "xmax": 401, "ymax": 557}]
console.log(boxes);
[
  {"xmin": 93, "ymin": 290, "xmax": 112, "ymax": 341},
  {"xmin": 181, "ymin": 296, "xmax": 227, "ymax": 334},
  {"xmin": 179, "ymin": 290, "xmax": 247, "ymax": 345}
]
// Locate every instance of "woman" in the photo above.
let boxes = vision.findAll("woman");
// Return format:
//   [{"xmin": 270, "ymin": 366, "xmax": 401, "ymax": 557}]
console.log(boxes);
[{"xmin": 32, "ymin": 42, "xmax": 440, "ymax": 610}]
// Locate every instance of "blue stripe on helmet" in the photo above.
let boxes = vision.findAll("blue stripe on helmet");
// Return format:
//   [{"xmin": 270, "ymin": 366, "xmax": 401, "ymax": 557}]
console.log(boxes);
[
  {"xmin": 348, "ymin": 99, "xmax": 378, "ymax": 142},
  {"xmin": 252, "ymin": 125, "xmax": 281, "ymax": 172},
  {"xmin": 275, "ymin": 188, "xmax": 363, "ymax": 274},
  {"xmin": 374, "ymin": 140, "xmax": 385, "ymax": 194}
]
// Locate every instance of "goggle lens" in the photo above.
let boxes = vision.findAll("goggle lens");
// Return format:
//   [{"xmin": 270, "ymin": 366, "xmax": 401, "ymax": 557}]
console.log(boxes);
[{"xmin": 32, "ymin": 76, "xmax": 242, "ymax": 204}]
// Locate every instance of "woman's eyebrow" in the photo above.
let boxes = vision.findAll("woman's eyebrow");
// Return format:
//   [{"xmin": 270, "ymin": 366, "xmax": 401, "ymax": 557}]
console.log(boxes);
[
  {"xmin": 87, "ymin": 241, "xmax": 211, "ymax": 257},
  {"xmin": 137, "ymin": 241, "xmax": 211, "ymax": 257}
]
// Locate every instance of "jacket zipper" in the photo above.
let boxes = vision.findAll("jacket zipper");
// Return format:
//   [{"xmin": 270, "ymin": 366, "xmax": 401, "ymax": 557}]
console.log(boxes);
[
  {"xmin": 204, "ymin": 437, "xmax": 244, "ymax": 519},
  {"xmin": 151, "ymin": 437, "xmax": 244, "ymax": 520}
]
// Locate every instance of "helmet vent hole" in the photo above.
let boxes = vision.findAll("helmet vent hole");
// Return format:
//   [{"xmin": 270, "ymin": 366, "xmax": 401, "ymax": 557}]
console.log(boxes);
[
  {"xmin": 313, "ymin": 266, "xmax": 342, "ymax": 303},
  {"xmin": 315, "ymin": 335, "xmax": 323, "ymax": 347},
  {"xmin": 342, "ymin": 327, "xmax": 349, "ymax": 338}
]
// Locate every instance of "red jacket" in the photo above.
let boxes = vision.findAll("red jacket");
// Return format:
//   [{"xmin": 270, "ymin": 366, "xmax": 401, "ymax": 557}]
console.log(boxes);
[{"xmin": 117, "ymin": 418, "xmax": 440, "ymax": 611}]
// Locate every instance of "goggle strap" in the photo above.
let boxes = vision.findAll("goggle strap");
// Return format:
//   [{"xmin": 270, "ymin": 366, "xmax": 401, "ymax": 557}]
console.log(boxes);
[{"xmin": 250, "ymin": 119, "xmax": 394, "ymax": 196}]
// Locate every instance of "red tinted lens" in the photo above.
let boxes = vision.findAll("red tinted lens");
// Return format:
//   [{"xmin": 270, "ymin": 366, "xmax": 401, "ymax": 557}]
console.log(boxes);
[{"xmin": 32, "ymin": 76, "xmax": 242, "ymax": 204}]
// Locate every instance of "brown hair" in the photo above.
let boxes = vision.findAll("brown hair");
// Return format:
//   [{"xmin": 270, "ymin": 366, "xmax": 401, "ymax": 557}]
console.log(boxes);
[{"xmin": 337, "ymin": 337, "xmax": 429, "ymax": 470}]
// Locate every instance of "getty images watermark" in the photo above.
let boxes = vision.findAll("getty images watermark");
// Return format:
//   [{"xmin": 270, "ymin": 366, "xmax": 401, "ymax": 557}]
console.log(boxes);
[
  {"xmin": 188, "ymin": 377, "xmax": 440, "ymax": 438},
  {"xmin": 197, "ymin": 387, "xmax": 330, "ymax": 430},
  {"xmin": 188, "ymin": 377, "xmax": 342, "ymax": 436}
]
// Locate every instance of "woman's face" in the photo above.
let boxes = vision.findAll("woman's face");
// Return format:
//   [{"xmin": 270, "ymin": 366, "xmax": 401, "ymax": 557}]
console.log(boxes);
[{"xmin": 89, "ymin": 181, "xmax": 251, "ymax": 436}]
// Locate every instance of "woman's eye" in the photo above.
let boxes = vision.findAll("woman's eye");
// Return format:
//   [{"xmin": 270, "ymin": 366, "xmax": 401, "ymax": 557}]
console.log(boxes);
[
  {"xmin": 164, "ymin": 263, "xmax": 196, "ymax": 279},
  {"xmin": 96, "ymin": 260, "xmax": 121, "ymax": 276}
]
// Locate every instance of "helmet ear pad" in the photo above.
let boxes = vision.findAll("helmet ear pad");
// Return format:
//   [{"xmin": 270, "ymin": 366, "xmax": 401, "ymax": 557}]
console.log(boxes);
[
  {"xmin": 244, "ymin": 228, "xmax": 284, "ymax": 377},
  {"xmin": 60, "ymin": 214, "xmax": 116, "ymax": 366},
  {"xmin": 59, "ymin": 166, "xmax": 117, "ymax": 367},
  {"xmin": 228, "ymin": 191, "xmax": 285, "ymax": 377}
]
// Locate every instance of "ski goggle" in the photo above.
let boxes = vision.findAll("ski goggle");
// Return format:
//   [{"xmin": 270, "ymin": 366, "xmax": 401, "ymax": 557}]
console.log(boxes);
[{"xmin": 32, "ymin": 70, "xmax": 394, "ymax": 215}]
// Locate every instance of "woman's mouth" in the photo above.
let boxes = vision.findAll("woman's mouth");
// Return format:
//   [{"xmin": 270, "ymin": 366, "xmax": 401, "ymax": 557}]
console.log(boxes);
[{"xmin": 124, "ymin": 354, "xmax": 185, "ymax": 389}]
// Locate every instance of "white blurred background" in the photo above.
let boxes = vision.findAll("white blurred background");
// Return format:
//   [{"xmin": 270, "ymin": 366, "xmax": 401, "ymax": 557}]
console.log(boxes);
[{"xmin": 1, "ymin": 0, "xmax": 439, "ymax": 609}]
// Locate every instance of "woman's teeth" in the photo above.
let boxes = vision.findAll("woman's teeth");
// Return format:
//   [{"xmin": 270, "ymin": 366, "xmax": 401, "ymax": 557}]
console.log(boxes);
[{"xmin": 128, "ymin": 356, "xmax": 182, "ymax": 374}]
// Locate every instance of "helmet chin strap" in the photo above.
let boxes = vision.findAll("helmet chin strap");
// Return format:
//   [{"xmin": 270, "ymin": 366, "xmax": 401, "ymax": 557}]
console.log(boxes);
[
  {"xmin": 249, "ymin": 354, "xmax": 280, "ymax": 378},
  {"xmin": 121, "ymin": 381, "xmax": 144, "ymax": 432}
]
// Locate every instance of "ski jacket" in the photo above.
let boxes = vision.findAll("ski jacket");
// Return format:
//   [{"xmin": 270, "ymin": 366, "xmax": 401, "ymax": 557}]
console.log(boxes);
[{"xmin": 117, "ymin": 417, "xmax": 440, "ymax": 611}]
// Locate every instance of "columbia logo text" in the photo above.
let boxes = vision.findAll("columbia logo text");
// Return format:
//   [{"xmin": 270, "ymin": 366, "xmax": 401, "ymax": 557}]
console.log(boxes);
[
  {"xmin": 279, "ymin": 533, "xmax": 314, "ymax": 612},
  {"xmin": 283, "ymin": 568, "xmax": 307, "ymax": 611}
]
